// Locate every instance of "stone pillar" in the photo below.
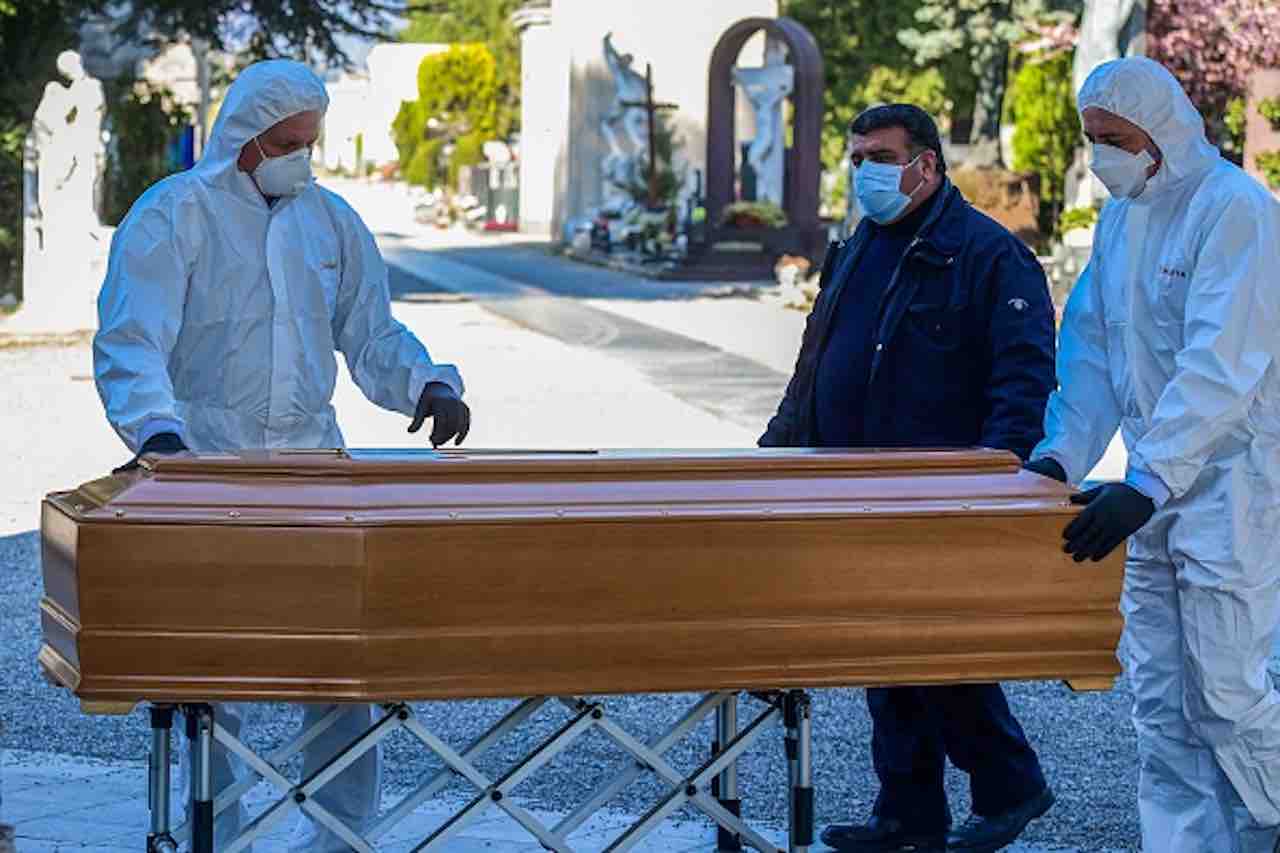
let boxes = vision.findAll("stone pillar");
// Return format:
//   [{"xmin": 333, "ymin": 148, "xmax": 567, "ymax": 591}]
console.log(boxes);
[
  {"xmin": 20, "ymin": 131, "xmax": 39, "ymax": 305},
  {"xmin": 1245, "ymin": 68, "xmax": 1280, "ymax": 197},
  {"xmin": 513, "ymin": 5, "xmax": 567, "ymax": 236}
]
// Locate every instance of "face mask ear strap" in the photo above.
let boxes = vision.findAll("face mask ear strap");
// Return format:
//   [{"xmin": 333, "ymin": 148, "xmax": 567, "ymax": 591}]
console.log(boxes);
[
  {"xmin": 904, "ymin": 151, "xmax": 928, "ymax": 199},
  {"xmin": 254, "ymin": 135, "xmax": 269, "ymax": 166}
]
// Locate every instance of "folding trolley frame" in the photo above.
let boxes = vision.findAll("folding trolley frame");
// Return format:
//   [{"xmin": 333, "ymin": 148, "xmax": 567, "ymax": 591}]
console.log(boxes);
[{"xmin": 143, "ymin": 691, "xmax": 814, "ymax": 853}]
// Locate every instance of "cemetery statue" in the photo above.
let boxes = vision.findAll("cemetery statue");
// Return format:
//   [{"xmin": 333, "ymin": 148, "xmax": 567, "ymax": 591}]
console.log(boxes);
[
  {"xmin": 732, "ymin": 39, "xmax": 793, "ymax": 206},
  {"xmin": 601, "ymin": 33, "xmax": 649, "ymax": 207},
  {"xmin": 33, "ymin": 50, "xmax": 105, "ymax": 236},
  {"xmin": 14, "ymin": 49, "xmax": 108, "ymax": 330}
]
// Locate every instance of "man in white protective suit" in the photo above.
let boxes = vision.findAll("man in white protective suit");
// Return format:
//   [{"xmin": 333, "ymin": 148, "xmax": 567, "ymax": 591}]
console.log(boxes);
[
  {"xmin": 1024, "ymin": 58, "xmax": 1280, "ymax": 853},
  {"xmin": 93, "ymin": 60, "xmax": 471, "ymax": 850}
]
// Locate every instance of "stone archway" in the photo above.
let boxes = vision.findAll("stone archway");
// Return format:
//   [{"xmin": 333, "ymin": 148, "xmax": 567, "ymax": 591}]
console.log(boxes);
[{"xmin": 706, "ymin": 16, "xmax": 824, "ymax": 235}]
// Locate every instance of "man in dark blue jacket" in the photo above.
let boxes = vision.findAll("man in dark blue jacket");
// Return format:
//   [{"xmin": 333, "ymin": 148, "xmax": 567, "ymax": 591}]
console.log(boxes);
[{"xmin": 761, "ymin": 105, "xmax": 1057, "ymax": 853}]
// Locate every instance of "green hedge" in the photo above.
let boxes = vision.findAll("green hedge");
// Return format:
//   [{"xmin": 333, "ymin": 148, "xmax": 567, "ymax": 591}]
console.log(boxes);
[
  {"xmin": 392, "ymin": 44, "xmax": 498, "ymax": 190},
  {"xmin": 1006, "ymin": 50, "xmax": 1079, "ymax": 237}
]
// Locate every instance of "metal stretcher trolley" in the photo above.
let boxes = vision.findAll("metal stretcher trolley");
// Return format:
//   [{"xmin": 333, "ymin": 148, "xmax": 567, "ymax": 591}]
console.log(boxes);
[{"xmin": 38, "ymin": 448, "xmax": 1124, "ymax": 852}]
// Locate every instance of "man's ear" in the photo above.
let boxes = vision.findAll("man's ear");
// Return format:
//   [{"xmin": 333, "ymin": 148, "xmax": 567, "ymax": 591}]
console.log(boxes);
[
  {"xmin": 237, "ymin": 137, "xmax": 262, "ymax": 174},
  {"xmin": 922, "ymin": 150, "xmax": 940, "ymax": 183}
]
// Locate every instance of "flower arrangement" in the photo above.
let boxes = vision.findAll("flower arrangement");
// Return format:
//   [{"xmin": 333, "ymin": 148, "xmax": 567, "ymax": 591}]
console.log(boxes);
[{"xmin": 718, "ymin": 200, "xmax": 789, "ymax": 230}]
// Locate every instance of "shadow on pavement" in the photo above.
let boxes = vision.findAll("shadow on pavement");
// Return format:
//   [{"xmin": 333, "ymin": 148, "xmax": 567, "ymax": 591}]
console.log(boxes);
[
  {"xmin": 410, "ymin": 241, "xmax": 772, "ymax": 303},
  {"xmin": 386, "ymin": 264, "xmax": 467, "ymax": 303}
]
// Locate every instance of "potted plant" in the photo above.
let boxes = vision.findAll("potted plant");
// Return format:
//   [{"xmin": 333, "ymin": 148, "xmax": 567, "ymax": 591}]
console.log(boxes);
[{"xmin": 718, "ymin": 200, "xmax": 789, "ymax": 230}]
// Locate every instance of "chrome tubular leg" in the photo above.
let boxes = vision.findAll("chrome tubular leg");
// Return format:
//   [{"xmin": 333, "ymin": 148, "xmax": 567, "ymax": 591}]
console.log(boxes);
[
  {"xmin": 714, "ymin": 695, "xmax": 742, "ymax": 851},
  {"xmin": 147, "ymin": 705, "xmax": 178, "ymax": 853},
  {"xmin": 184, "ymin": 704, "xmax": 215, "ymax": 853},
  {"xmin": 787, "ymin": 691, "xmax": 813, "ymax": 853}
]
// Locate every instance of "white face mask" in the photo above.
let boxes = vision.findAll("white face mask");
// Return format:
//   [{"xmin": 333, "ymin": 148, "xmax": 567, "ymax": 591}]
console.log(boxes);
[
  {"xmin": 1090, "ymin": 143, "xmax": 1156, "ymax": 199},
  {"xmin": 252, "ymin": 137, "xmax": 312, "ymax": 198}
]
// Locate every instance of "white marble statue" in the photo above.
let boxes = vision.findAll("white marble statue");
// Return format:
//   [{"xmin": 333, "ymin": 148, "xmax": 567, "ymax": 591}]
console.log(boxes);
[
  {"xmin": 601, "ymin": 32, "xmax": 649, "ymax": 208},
  {"xmin": 13, "ymin": 49, "xmax": 109, "ymax": 331},
  {"xmin": 733, "ymin": 39, "xmax": 793, "ymax": 206},
  {"xmin": 33, "ymin": 50, "xmax": 105, "ymax": 235}
]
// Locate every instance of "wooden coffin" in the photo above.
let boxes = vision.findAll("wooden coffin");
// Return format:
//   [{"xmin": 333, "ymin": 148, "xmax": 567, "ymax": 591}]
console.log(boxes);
[{"xmin": 39, "ymin": 448, "xmax": 1124, "ymax": 710}]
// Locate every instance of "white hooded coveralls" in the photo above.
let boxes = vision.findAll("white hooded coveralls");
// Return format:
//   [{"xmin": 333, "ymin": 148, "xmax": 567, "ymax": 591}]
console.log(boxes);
[
  {"xmin": 93, "ymin": 60, "xmax": 464, "ymax": 849},
  {"xmin": 94, "ymin": 60, "xmax": 462, "ymax": 451},
  {"xmin": 1034, "ymin": 58, "xmax": 1280, "ymax": 853}
]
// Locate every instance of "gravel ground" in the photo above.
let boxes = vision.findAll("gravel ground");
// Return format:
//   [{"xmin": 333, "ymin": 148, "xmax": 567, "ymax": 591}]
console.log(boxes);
[{"xmin": 3, "ymin": 525, "xmax": 1142, "ymax": 849}]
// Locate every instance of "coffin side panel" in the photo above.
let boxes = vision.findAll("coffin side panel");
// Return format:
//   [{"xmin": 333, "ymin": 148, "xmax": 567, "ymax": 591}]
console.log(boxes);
[{"xmin": 49, "ymin": 480, "xmax": 1124, "ymax": 703}]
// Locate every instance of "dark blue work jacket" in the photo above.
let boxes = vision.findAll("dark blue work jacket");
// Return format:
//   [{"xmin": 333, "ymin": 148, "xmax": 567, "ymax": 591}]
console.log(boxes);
[{"xmin": 759, "ymin": 180, "xmax": 1056, "ymax": 459}]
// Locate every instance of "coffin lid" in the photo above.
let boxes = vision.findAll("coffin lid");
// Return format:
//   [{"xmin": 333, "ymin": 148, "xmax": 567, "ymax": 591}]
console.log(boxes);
[{"xmin": 45, "ymin": 447, "xmax": 1071, "ymax": 526}]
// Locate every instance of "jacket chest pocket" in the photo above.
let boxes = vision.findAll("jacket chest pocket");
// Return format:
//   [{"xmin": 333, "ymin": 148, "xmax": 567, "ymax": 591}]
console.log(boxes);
[{"xmin": 903, "ymin": 263, "xmax": 969, "ymax": 351}]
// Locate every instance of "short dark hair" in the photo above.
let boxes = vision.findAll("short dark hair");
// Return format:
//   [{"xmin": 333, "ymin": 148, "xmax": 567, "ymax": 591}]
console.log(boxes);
[{"xmin": 849, "ymin": 104, "xmax": 947, "ymax": 175}]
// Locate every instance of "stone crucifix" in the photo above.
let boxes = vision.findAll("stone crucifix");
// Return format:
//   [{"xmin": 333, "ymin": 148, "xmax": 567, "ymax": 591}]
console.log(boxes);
[
  {"xmin": 732, "ymin": 39, "xmax": 793, "ymax": 206},
  {"xmin": 620, "ymin": 63, "xmax": 678, "ymax": 208}
]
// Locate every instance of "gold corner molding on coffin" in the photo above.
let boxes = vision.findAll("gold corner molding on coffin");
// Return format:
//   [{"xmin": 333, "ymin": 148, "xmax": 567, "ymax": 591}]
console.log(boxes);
[{"xmin": 38, "ymin": 447, "xmax": 1125, "ymax": 710}]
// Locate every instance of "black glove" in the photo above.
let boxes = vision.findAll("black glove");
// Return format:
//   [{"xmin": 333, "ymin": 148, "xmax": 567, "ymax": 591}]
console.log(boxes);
[
  {"xmin": 1024, "ymin": 457, "xmax": 1067, "ymax": 483},
  {"xmin": 409, "ymin": 382, "xmax": 471, "ymax": 448},
  {"xmin": 113, "ymin": 432, "xmax": 188, "ymax": 474},
  {"xmin": 1062, "ymin": 483, "xmax": 1155, "ymax": 563}
]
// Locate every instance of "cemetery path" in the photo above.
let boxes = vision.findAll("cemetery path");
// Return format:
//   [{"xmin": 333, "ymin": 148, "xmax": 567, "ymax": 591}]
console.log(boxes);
[{"xmin": 381, "ymin": 237, "xmax": 791, "ymax": 435}]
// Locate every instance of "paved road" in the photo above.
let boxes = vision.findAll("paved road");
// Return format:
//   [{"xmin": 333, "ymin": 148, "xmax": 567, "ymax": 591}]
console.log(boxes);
[{"xmin": 384, "ymin": 241, "xmax": 789, "ymax": 435}]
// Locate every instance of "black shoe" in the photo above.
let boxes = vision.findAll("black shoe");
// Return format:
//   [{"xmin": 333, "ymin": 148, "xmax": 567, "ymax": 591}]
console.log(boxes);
[
  {"xmin": 946, "ymin": 786, "xmax": 1055, "ymax": 852},
  {"xmin": 820, "ymin": 816, "xmax": 948, "ymax": 852}
]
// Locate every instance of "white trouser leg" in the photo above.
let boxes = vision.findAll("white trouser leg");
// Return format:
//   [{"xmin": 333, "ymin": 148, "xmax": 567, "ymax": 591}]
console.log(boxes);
[
  {"xmin": 1122, "ymin": 524, "xmax": 1235, "ymax": 853},
  {"xmin": 1168, "ymin": 474, "xmax": 1280, "ymax": 846},
  {"xmin": 288, "ymin": 703, "xmax": 382, "ymax": 853},
  {"xmin": 177, "ymin": 702, "xmax": 253, "ymax": 851}
]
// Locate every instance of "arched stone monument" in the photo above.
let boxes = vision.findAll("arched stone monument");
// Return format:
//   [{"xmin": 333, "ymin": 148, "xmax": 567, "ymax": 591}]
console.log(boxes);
[{"xmin": 706, "ymin": 16, "xmax": 824, "ymax": 259}]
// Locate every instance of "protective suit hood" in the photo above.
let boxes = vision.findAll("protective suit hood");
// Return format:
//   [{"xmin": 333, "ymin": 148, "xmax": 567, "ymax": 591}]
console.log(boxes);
[
  {"xmin": 195, "ymin": 59, "xmax": 328, "ymax": 196},
  {"xmin": 1078, "ymin": 57, "xmax": 1220, "ymax": 194}
]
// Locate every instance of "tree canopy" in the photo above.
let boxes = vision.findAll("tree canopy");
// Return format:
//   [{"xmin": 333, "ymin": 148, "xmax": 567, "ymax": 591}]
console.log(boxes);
[
  {"xmin": 399, "ymin": 0, "xmax": 521, "ymax": 141},
  {"xmin": 121, "ymin": 0, "xmax": 408, "ymax": 65},
  {"xmin": 781, "ymin": 0, "xmax": 948, "ymax": 170},
  {"xmin": 900, "ymin": 0, "xmax": 1081, "ymax": 166},
  {"xmin": 392, "ymin": 43, "xmax": 500, "ymax": 189}
]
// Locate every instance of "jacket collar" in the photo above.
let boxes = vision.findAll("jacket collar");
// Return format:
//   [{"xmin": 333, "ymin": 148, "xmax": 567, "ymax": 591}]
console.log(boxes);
[{"xmin": 911, "ymin": 179, "xmax": 964, "ymax": 259}]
